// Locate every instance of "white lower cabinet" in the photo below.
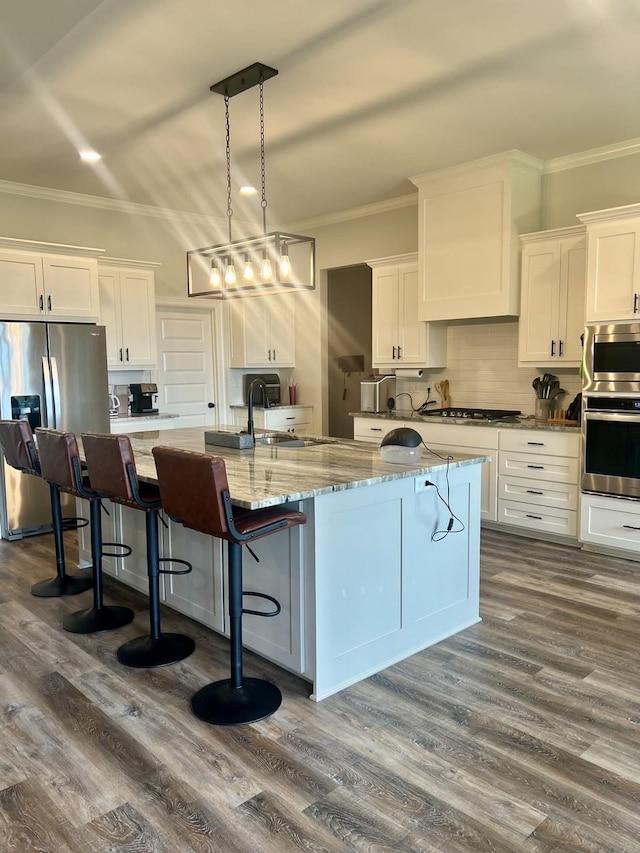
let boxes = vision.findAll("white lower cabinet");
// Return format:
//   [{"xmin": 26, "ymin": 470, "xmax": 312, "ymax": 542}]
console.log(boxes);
[
  {"xmin": 580, "ymin": 493, "xmax": 640, "ymax": 555},
  {"xmin": 498, "ymin": 428, "xmax": 580, "ymax": 538},
  {"xmin": 233, "ymin": 406, "xmax": 312, "ymax": 434},
  {"xmin": 353, "ymin": 417, "xmax": 390, "ymax": 443}
]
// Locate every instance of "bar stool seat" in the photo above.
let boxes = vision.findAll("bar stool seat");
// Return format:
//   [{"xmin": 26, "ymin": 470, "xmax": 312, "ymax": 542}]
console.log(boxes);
[
  {"xmin": 0, "ymin": 420, "xmax": 93, "ymax": 597},
  {"xmin": 82, "ymin": 433, "xmax": 195, "ymax": 668},
  {"xmin": 152, "ymin": 445, "xmax": 306, "ymax": 726},
  {"xmin": 36, "ymin": 429, "xmax": 135, "ymax": 634}
]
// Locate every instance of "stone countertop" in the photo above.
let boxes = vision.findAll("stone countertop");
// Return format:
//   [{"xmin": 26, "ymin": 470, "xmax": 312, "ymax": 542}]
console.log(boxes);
[
  {"xmin": 113, "ymin": 425, "xmax": 488, "ymax": 510},
  {"xmin": 110, "ymin": 412, "xmax": 180, "ymax": 423},
  {"xmin": 350, "ymin": 410, "xmax": 581, "ymax": 433}
]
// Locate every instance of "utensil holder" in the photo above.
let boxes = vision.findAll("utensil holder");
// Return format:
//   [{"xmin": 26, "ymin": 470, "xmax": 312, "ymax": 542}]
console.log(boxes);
[
  {"xmin": 288, "ymin": 386, "xmax": 297, "ymax": 405},
  {"xmin": 535, "ymin": 398, "xmax": 554, "ymax": 421}
]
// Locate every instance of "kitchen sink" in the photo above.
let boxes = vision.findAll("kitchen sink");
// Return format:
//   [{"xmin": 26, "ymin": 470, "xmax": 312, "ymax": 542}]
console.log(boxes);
[{"xmin": 254, "ymin": 433, "xmax": 333, "ymax": 448}]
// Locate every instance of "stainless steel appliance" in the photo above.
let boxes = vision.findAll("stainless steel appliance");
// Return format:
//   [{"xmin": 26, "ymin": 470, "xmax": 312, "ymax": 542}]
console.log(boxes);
[
  {"xmin": 243, "ymin": 373, "xmax": 281, "ymax": 407},
  {"xmin": 129, "ymin": 383, "xmax": 159, "ymax": 415},
  {"xmin": 420, "ymin": 407, "xmax": 521, "ymax": 421},
  {"xmin": 583, "ymin": 322, "xmax": 640, "ymax": 393},
  {"xmin": 360, "ymin": 375, "xmax": 396, "ymax": 413},
  {"xmin": 0, "ymin": 321, "xmax": 109, "ymax": 539},
  {"xmin": 582, "ymin": 395, "xmax": 640, "ymax": 499}
]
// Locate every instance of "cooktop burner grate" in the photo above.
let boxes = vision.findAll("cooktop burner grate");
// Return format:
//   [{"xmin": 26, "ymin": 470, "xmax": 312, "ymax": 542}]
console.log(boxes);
[{"xmin": 420, "ymin": 407, "xmax": 521, "ymax": 421}]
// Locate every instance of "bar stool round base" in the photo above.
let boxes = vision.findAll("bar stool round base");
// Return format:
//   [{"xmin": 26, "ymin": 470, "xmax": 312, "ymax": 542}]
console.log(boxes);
[
  {"xmin": 117, "ymin": 633, "xmax": 195, "ymax": 668},
  {"xmin": 63, "ymin": 605, "xmax": 135, "ymax": 634},
  {"xmin": 191, "ymin": 678, "xmax": 282, "ymax": 726},
  {"xmin": 30, "ymin": 574, "xmax": 93, "ymax": 598}
]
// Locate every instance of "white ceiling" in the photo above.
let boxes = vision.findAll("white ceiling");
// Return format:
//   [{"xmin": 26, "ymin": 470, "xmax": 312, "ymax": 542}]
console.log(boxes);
[{"xmin": 2, "ymin": 0, "xmax": 640, "ymax": 225}]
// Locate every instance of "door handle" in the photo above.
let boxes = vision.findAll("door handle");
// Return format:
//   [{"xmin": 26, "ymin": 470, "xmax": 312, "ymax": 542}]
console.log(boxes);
[
  {"xmin": 42, "ymin": 356, "xmax": 54, "ymax": 425},
  {"xmin": 207, "ymin": 402, "xmax": 215, "ymax": 409},
  {"xmin": 125, "ymin": 347, "xmax": 129, "ymax": 362},
  {"xmin": 634, "ymin": 293, "xmax": 639, "ymax": 314},
  {"xmin": 48, "ymin": 295, "xmax": 52, "ymax": 311},
  {"xmin": 559, "ymin": 340, "xmax": 564, "ymax": 357},
  {"xmin": 39, "ymin": 294, "xmax": 44, "ymax": 311},
  {"xmin": 550, "ymin": 340, "xmax": 555, "ymax": 356},
  {"xmin": 119, "ymin": 348, "xmax": 123, "ymax": 362},
  {"xmin": 392, "ymin": 346, "xmax": 396, "ymax": 359},
  {"xmin": 50, "ymin": 357, "xmax": 62, "ymax": 428},
  {"xmin": 397, "ymin": 345, "xmax": 402, "ymax": 359}
]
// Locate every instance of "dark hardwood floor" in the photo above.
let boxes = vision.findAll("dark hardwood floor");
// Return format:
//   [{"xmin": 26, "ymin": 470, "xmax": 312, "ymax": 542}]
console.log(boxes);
[{"xmin": 2, "ymin": 528, "xmax": 640, "ymax": 851}]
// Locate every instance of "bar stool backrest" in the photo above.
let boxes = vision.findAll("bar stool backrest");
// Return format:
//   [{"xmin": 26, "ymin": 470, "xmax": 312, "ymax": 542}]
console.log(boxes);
[
  {"xmin": 37, "ymin": 429, "xmax": 80, "ymax": 493},
  {"xmin": 0, "ymin": 419, "xmax": 40, "ymax": 475},
  {"xmin": 152, "ymin": 446, "xmax": 231, "ymax": 540},
  {"xmin": 82, "ymin": 433, "xmax": 138, "ymax": 502}
]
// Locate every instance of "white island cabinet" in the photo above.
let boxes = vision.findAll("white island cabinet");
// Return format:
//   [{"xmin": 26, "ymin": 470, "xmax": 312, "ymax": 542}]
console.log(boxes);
[{"xmin": 78, "ymin": 427, "xmax": 483, "ymax": 701}]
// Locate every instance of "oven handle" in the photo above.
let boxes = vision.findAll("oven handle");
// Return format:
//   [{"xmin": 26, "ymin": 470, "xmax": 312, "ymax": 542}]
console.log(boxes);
[{"xmin": 584, "ymin": 410, "xmax": 640, "ymax": 423}]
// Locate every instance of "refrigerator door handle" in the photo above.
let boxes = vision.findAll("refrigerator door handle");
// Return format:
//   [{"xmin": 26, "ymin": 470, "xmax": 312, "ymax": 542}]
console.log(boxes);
[
  {"xmin": 42, "ymin": 356, "xmax": 54, "ymax": 427},
  {"xmin": 50, "ymin": 356, "xmax": 62, "ymax": 428}
]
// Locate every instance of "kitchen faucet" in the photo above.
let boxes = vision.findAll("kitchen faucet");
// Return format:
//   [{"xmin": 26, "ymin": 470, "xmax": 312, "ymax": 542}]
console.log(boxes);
[{"xmin": 246, "ymin": 378, "xmax": 271, "ymax": 442}]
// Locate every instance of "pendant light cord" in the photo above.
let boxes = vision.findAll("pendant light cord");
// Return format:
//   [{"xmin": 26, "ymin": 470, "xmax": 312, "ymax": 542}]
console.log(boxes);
[
  {"xmin": 259, "ymin": 78, "xmax": 267, "ymax": 235},
  {"xmin": 224, "ymin": 93, "xmax": 233, "ymax": 243}
]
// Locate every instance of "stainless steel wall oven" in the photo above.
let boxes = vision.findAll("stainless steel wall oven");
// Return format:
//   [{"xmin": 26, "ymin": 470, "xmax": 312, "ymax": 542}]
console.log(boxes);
[{"xmin": 582, "ymin": 323, "xmax": 640, "ymax": 498}]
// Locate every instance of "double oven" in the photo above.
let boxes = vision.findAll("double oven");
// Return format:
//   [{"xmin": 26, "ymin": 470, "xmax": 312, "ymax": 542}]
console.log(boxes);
[{"xmin": 582, "ymin": 323, "xmax": 640, "ymax": 499}]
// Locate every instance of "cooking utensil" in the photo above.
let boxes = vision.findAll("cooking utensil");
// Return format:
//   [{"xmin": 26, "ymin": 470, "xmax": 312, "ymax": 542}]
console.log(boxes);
[
  {"xmin": 435, "ymin": 381, "xmax": 444, "ymax": 407},
  {"xmin": 441, "ymin": 379, "xmax": 451, "ymax": 408}
]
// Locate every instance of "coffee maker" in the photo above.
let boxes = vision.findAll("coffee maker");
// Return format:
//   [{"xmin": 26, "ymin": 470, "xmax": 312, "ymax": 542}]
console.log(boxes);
[{"xmin": 129, "ymin": 383, "xmax": 159, "ymax": 415}]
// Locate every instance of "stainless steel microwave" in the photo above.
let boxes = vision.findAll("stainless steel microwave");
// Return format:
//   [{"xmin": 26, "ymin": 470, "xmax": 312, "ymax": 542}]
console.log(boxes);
[{"xmin": 583, "ymin": 322, "xmax": 640, "ymax": 393}]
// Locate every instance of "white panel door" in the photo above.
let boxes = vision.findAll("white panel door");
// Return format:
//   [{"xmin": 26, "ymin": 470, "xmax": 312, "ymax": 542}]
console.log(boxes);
[{"xmin": 156, "ymin": 309, "xmax": 217, "ymax": 426}]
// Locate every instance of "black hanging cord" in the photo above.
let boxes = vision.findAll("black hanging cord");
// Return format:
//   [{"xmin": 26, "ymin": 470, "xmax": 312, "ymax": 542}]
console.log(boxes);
[{"xmin": 224, "ymin": 93, "xmax": 233, "ymax": 243}]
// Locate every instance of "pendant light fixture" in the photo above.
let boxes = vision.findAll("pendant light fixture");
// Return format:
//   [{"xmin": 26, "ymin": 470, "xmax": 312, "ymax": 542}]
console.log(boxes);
[{"xmin": 187, "ymin": 62, "xmax": 316, "ymax": 299}]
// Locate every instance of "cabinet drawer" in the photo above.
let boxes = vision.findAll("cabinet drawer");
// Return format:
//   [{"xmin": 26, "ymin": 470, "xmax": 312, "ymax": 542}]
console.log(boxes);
[
  {"xmin": 580, "ymin": 495, "xmax": 640, "ymax": 553},
  {"xmin": 498, "ymin": 499, "xmax": 577, "ymax": 537},
  {"xmin": 412, "ymin": 422, "xmax": 499, "ymax": 449},
  {"xmin": 499, "ymin": 428, "xmax": 579, "ymax": 458},
  {"xmin": 353, "ymin": 418, "xmax": 391, "ymax": 443},
  {"xmin": 265, "ymin": 408, "xmax": 310, "ymax": 430},
  {"xmin": 499, "ymin": 451, "xmax": 578, "ymax": 485},
  {"xmin": 499, "ymin": 476, "xmax": 578, "ymax": 511}
]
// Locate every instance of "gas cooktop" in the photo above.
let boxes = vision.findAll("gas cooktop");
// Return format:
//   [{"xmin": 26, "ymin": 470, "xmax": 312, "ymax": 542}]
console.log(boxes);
[{"xmin": 420, "ymin": 407, "xmax": 521, "ymax": 421}]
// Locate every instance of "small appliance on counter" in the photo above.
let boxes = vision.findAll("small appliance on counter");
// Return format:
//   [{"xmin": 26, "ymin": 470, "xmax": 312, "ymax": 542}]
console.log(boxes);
[
  {"xmin": 243, "ymin": 373, "xmax": 281, "ymax": 407},
  {"xmin": 360, "ymin": 374, "xmax": 396, "ymax": 413},
  {"xmin": 129, "ymin": 383, "xmax": 159, "ymax": 415}
]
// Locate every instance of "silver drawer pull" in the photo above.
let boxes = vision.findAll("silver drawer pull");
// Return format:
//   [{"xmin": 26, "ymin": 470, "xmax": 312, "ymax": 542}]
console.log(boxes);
[
  {"xmin": 622, "ymin": 524, "xmax": 640, "ymax": 531},
  {"xmin": 527, "ymin": 464, "xmax": 544, "ymax": 469},
  {"xmin": 526, "ymin": 489, "xmax": 543, "ymax": 495},
  {"xmin": 526, "ymin": 514, "xmax": 543, "ymax": 520}
]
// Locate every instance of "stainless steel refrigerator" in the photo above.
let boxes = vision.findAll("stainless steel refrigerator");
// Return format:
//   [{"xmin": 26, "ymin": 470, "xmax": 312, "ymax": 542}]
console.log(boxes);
[{"xmin": 0, "ymin": 321, "xmax": 109, "ymax": 540}]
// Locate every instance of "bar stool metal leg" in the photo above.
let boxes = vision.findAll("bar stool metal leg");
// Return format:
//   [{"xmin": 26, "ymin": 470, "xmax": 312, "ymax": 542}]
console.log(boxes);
[
  {"xmin": 30, "ymin": 483, "xmax": 93, "ymax": 598},
  {"xmin": 117, "ymin": 510, "xmax": 195, "ymax": 668},
  {"xmin": 191, "ymin": 541, "xmax": 282, "ymax": 726},
  {"xmin": 63, "ymin": 499, "xmax": 135, "ymax": 633}
]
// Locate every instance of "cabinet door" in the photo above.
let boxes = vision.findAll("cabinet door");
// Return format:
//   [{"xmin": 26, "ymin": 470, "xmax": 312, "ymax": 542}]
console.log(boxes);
[
  {"xmin": 119, "ymin": 269, "xmax": 156, "ymax": 366},
  {"xmin": 397, "ymin": 264, "xmax": 426, "ymax": 364},
  {"xmin": 518, "ymin": 243, "xmax": 561, "ymax": 365},
  {"xmin": 585, "ymin": 221, "xmax": 640, "ymax": 322},
  {"xmin": 42, "ymin": 255, "xmax": 99, "ymax": 319},
  {"xmin": 0, "ymin": 251, "xmax": 44, "ymax": 316},
  {"xmin": 98, "ymin": 270, "xmax": 124, "ymax": 367},
  {"xmin": 558, "ymin": 240, "xmax": 586, "ymax": 364},
  {"xmin": 267, "ymin": 294, "xmax": 295, "ymax": 366},
  {"xmin": 372, "ymin": 266, "xmax": 400, "ymax": 366},
  {"xmin": 230, "ymin": 299, "xmax": 269, "ymax": 367}
]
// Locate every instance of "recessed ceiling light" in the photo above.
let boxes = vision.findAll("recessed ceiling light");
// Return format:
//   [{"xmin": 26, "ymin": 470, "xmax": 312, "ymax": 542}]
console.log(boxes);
[
  {"xmin": 239, "ymin": 185, "xmax": 257, "ymax": 195},
  {"xmin": 80, "ymin": 150, "xmax": 102, "ymax": 162}
]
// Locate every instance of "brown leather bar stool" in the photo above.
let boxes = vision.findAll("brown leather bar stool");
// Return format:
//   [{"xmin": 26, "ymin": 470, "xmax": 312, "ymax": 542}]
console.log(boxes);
[
  {"xmin": 81, "ymin": 433, "xmax": 195, "ymax": 668},
  {"xmin": 152, "ymin": 445, "xmax": 306, "ymax": 726},
  {"xmin": 0, "ymin": 419, "xmax": 93, "ymax": 597},
  {"xmin": 36, "ymin": 429, "xmax": 135, "ymax": 634}
]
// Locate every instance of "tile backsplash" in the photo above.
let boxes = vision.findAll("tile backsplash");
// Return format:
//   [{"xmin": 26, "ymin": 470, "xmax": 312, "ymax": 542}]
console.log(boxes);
[{"xmin": 395, "ymin": 322, "xmax": 583, "ymax": 417}]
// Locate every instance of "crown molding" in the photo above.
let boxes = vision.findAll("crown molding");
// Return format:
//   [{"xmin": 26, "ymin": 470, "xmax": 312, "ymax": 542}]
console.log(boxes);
[
  {"xmin": 577, "ymin": 201, "xmax": 640, "ymax": 224},
  {"xmin": 544, "ymin": 137, "xmax": 640, "ymax": 174},
  {"xmin": 285, "ymin": 193, "xmax": 417, "ymax": 233},
  {"xmin": 0, "ymin": 178, "xmax": 237, "ymax": 228},
  {"xmin": 519, "ymin": 224, "xmax": 586, "ymax": 244}
]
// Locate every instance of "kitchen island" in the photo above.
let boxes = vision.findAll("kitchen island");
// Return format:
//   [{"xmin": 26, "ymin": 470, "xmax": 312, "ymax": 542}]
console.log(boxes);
[{"xmin": 78, "ymin": 427, "xmax": 485, "ymax": 700}]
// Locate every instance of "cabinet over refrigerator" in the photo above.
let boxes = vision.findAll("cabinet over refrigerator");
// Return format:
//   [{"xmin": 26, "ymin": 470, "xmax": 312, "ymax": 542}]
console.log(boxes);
[{"xmin": 0, "ymin": 321, "xmax": 109, "ymax": 539}]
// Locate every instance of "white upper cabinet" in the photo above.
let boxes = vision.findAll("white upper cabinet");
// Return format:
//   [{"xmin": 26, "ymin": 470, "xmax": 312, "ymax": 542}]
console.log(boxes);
[
  {"xmin": 369, "ymin": 254, "xmax": 446, "ymax": 369},
  {"xmin": 0, "ymin": 237, "xmax": 103, "ymax": 321},
  {"xmin": 518, "ymin": 226, "xmax": 586, "ymax": 368},
  {"xmin": 98, "ymin": 258, "xmax": 159, "ymax": 368},
  {"xmin": 410, "ymin": 151, "xmax": 543, "ymax": 322},
  {"xmin": 578, "ymin": 203, "xmax": 640, "ymax": 323},
  {"xmin": 228, "ymin": 293, "xmax": 295, "ymax": 368}
]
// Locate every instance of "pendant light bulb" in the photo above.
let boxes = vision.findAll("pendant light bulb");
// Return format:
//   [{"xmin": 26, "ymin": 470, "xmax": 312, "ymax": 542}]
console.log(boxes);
[
  {"xmin": 224, "ymin": 257, "xmax": 236, "ymax": 285},
  {"xmin": 243, "ymin": 254, "xmax": 254, "ymax": 281},
  {"xmin": 261, "ymin": 251, "xmax": 272, "ymax": 281},
  {"xmin": 210, "ymin": 264, "xmax": 222, "ymax": 287},
  {"xmin": 280, "ymin": 243, "xmax": 291, "ymax": 278}
]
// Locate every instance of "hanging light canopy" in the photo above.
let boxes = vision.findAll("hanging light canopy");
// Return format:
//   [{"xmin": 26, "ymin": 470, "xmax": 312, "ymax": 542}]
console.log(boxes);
[{"xmin": 187, "ymin": 62, "xmax": 316, "ymax": 300}]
